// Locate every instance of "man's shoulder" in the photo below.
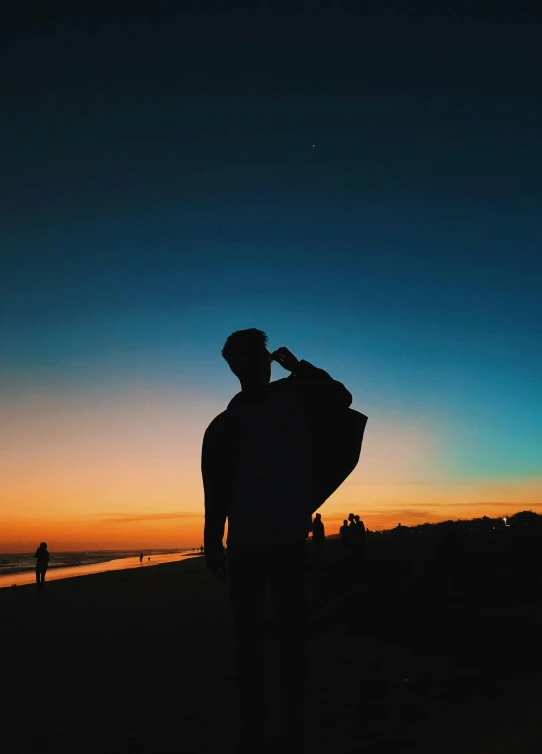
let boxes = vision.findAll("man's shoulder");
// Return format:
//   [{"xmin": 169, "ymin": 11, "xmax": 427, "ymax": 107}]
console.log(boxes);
[
  {"xmin": 204, "ymin": 410, "xmax": 231, "ymax": 437},
  {"xmin": 205, "ymin": 407, "xmax": 245, "ymax": 440},
  {"xmin": 268, "ymin": 376, "xmax": 294, "ymax": 391},
  {"xmin": 224, "ymin": 379, "xmax": 295, "ymax": 412}
]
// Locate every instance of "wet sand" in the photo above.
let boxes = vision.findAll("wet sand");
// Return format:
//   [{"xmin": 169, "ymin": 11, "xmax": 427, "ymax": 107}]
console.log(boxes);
[
  {"xmin": 0, "ymin": 551, "xmax": 200, "ymax": 589},
  {"xmin": 1, "ymin": 541, "xmax": 541, "ymax": 753}
]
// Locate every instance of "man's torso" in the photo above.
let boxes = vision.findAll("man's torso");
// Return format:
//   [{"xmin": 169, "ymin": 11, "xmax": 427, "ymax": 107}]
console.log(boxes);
[{"xmin": 226, "ymin": 389, "xmax": 313, "ymax": 546}]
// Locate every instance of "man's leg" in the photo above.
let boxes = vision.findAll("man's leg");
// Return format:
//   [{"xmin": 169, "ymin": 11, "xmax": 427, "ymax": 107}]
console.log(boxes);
[
  {"xmin": 227, "ymin": 546, "xmax": 267, "ymax": 749},
  {"xmin": 268, "ymin": 542, "xmax": 307, "ymax": 748}
]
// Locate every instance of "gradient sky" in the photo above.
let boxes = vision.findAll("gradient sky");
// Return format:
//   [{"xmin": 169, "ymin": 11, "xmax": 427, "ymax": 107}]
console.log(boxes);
[{"xmin": 1, "ymin": 2, "xmax": 541, "ymax": 551}]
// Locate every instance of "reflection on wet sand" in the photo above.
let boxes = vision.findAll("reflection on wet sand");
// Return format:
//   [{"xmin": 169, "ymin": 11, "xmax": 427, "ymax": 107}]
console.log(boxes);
[{"xmin": 0, "ymin": 551, "xmax": 201, "ymax": 589}]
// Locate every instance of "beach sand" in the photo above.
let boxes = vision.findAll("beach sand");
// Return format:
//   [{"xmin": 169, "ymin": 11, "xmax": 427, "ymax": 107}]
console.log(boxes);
[{"xmin": 1, "ymin": 542, "xmax": 541, "ymax": 753}]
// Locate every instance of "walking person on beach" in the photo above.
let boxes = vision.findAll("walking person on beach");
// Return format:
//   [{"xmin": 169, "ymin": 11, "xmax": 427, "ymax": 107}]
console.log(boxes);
[
  {"xmin": 202, "ymin": 328, "xmax": 367, "ymax": 752},
  {"xmin": 35, "ymin": 542, "xmax": 49, "ymax": 590}
]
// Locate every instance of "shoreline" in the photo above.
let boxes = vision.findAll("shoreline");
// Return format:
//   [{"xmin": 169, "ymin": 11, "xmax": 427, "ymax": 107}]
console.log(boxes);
[{"xmin": 0, "ymin": 550, "xmax": 203, "ymax": 589}]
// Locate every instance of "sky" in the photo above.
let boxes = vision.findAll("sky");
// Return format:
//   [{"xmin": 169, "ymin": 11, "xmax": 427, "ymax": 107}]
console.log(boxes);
[{"xmin": 1, "ymin": 1, "xmax": 541, "ymax": 551}]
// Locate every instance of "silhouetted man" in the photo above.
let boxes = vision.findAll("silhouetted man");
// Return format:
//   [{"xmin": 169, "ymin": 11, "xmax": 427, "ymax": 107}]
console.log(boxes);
[
  {"xmin": 352, "ymin": 516, "xmax": 366, "ymax": 566},
  {"xmin": 354, "ymin": 515, "xmax": 365, "ymax": 537},
  {"xmin": 202, "ymin": 329, "xmax": 366, "ymax": 752},
  {"xmin": 339, "ymin": 519, "xmax": 349, "ymax": 548},
  {"xmin": 35, "ymin": 542, "xmax": 49, "ymax": 590},
  {"xmin": 312, "ymin": 513, "xmax": 325, "ymax": 559}
]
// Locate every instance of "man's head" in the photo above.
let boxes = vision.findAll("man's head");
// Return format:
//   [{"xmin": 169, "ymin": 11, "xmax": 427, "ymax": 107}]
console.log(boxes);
[
  {"xmin": 343, "ymin": 520, "xmax": 348, "ymax": 525},
  {"xmin": 354, "ymin": 515, "xmax": 360, "ymax": 522},
  {"xmin": 315, "ymin": 513, "xmax": 321, "ymax": 521},
  {"xmin": 222, "ymin": 328, "xmax": 271, "ymax": 388}
]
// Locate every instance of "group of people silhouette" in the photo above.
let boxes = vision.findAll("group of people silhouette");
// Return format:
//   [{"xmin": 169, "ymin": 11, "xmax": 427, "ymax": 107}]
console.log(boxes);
[
  {"xmin": 340, "ymin": 513, "xmax": 367, "ymax": 552},
  {"xmin": 308, "ymin": 512, "xmax": 367, "ymax": 557}
]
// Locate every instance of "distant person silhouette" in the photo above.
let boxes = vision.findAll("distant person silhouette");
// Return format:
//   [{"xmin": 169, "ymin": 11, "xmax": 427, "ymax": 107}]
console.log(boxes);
[
  {"xmin": 353, "ymin": 515, "xmax": 365, "ymax": 533},
  {"xmin": 348, "ymin": 517, "xmax": 357, "ymax": 540},
  {"xmin": 339, "ymin": 519, "xmax": 350, "ymax": 548},
  {"xmin": 148, "ymin": 557, "xmax": 151, "ymax": 562},
  {"xmin": 352, "ymin": 516, "xmax": 366, "ymax": 565},
  {"xmin": 202, "ymin": 329, "xmax": 367, "ymax": 752},
  {"xmin": 312, "ymin": 513, "xmax": 325, "ymax": 558},
  {"xmin": 139, "ymin": 552, "xmax": 144, "ymax": 563},
  {"xmin": 200, "ymin": 545, "xmax": 204, "ymax": 554},
  {"xmin": 35, "ymin": 542, "xmax": 49, "ymax": 590}
]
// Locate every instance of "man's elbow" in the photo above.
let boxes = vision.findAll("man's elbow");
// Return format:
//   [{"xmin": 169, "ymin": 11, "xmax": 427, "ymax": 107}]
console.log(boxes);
[
  {"xmin": 338, "ymin": 385, "xmax": 353, "ymax": 408},
  {"xmin": 319, "ymin": 383, "xmax": 352, "ymax": 411},
  {"xmin": 204, "ymin": 510, "xmax": 226, "ymax": 545}
]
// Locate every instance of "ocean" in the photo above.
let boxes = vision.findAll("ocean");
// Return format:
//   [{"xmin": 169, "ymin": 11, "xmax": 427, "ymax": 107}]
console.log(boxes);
[{"xmin": 0, "ymin": 549, "xmax": 202, "ymax": 589}]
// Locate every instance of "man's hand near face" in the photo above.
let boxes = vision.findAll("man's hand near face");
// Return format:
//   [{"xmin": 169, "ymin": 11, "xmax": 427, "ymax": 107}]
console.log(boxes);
[{"xmin": 271, "ymin": 346, "xmax": 299, "ymax": 373}]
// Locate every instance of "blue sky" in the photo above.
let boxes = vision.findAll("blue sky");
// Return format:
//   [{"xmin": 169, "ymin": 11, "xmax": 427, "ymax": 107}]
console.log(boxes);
[{"xmin": 1, "ymin": 2, "xmax": 541, "ymax": 546}]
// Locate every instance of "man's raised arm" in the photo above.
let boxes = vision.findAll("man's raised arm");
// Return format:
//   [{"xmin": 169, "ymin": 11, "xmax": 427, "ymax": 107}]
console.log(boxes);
[
  {"xmin": 271, "ymin": 346, "xmax": 367, "ymax": 515},
  {"xmin": 289, "ymin": 358, "xmax": 353, "ymax": 412},
  {"xmin": 271, "ymin": 346, "xmax": 352, "ymax": 412}
]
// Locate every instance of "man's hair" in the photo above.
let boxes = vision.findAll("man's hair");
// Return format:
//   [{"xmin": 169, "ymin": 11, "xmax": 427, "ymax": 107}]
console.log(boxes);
[{"xmin": 222, "ymin": 328, "xmax": 268, "ymax": 375}]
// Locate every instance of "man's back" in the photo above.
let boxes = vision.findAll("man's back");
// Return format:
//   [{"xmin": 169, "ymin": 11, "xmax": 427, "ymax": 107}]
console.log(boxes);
[{"xmin": 226, "ymin": 389, "xmax": 313, "ymax": 546}]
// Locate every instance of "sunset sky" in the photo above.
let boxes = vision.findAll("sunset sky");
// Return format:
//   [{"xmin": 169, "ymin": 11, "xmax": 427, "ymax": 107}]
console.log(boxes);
[{"xmin": 2, "ymin": 2, "xmax": 541, "ymax": 551}]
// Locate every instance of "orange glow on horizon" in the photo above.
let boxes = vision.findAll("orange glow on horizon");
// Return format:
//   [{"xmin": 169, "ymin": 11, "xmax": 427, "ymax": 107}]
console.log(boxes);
[{"xmin": 2, "ymin": 386, "xmax": 541, "ymax": 551}]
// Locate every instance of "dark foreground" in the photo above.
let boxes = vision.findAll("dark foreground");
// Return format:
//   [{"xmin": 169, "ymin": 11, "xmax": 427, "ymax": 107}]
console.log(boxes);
[{"xmin": 1, "ymin": 534, "xmax": 542, "ymax": 753}]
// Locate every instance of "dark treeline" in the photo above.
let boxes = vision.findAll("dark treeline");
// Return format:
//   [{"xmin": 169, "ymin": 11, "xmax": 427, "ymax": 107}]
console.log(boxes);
[
  {"xmin": 326, "ymin": 509, "xmax": 541, "ymax": 541},
  {"xmin": 378, "ymin": 509, "xmax": 541, "ymax": 538}
]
